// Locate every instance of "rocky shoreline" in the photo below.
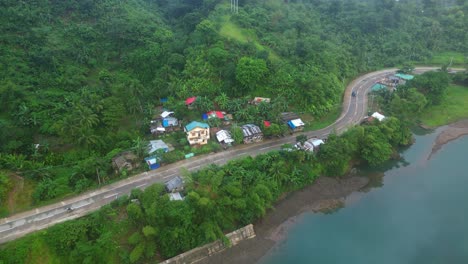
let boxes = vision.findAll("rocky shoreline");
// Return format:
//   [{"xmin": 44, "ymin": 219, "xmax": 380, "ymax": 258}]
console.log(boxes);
[
  {"xmin": 199, "ymin": 176, "xmax": 369, "ymax": 264},
  {"xmin": 429, "ymin": 119, "xmax": 468, "ymax": 159}
]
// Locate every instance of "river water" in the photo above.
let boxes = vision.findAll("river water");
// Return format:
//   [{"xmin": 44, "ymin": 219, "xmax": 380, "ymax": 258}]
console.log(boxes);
[{"xmin": 260, "ymin": 132, "xmax": 468, "ymax": 264}]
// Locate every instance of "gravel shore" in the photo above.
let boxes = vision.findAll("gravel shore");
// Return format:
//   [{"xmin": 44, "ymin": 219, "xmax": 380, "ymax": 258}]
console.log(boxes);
[
  {"xmin": 429, "ymin": 119, "xmax": 468, "ymax": 159},
  {"xmin": 199, "ymin": 176, "xmax": 369, "ymax": 264}
]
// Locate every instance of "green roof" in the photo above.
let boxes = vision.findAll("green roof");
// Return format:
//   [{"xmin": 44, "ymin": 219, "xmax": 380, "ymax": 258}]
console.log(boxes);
[
  {"xmin": 371, "ymin": 83, "xmax": 387, "ymax": 92},
  {"xmin": 395, "ymin": 73, "xmax": 414, "ymax": 80},
  {"xmin": 185, "ymin": 121, "xmax": 209, "ymax": 132}
]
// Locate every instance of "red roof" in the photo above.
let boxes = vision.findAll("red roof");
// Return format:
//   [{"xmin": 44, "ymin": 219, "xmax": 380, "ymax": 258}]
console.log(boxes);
[
  {"xmin": 207, "ymin": 111, "xmax": 224, "ymax": 119},
  {"xmin": 185, "ymin": 97, "xmax": 197, "ymax": 105},
  {"xmin": 263, "ymin": 121, "xmax": 271, "ymax": 127}
]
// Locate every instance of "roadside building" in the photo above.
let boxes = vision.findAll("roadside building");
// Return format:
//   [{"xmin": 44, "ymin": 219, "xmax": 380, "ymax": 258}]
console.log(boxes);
[
  {"xmin": 185, "ymin": 121, "xmax": 210, "ymax": 145},
  {"xmin": 185, "ymin": 97, "xmax": 197, "ymax": 107},
  {"xmin": 287, "ymin": 118, "xmax": 305, "ymax": 132},
  {"xmin": 112, "ymin": 152, "xmax": 139, "ymax": 173},
  {"xmin": 144, "ymin": 156, "xmax": 161, "ymax": 170},
  {"xmin": 216, "ymin": 130, "xmax": 234, "ymax": 144},
  {"xmin": 395, "ymin": 73, "xmax": 414, "ymax": 81},
  {"xmin": 148, "ymin": 140, "xmax": 171, "ymax": 154},
  {"xmin": 280, "ymin": 112, "xmax": 300, "ymax": 123},
  {"xmin": 169, "ymin": 192, "xmax": 184, "ymax": 201},
  {"xmin": 165, "ymin": 176, "xmax": 184, "ymax": 193},
  {"xmin": 241, "ymin": 124, "xmax": 263, "ymax": 144},
  {"xmin": 371, "ymin": 112, "xmax": 386, "ymax": 122},
  {"xmin": 295, "ymin": 138, "xmax": 324, "ymax": 152}
]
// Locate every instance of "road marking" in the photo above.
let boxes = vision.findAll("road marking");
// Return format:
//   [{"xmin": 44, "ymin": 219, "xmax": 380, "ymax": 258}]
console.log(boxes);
[
  {"xmin": 104, "ymin": 193, "xmax": 117, "ymax": 199},
  {"xmin": 213, "ymin": 158, "xmax": 224, "ymax": 163},
  {"xmin": 35, "ymin": 214, "xmax": 53, "ymax": 222},
  {"xmin": 73, "ymin": 202, "xmax": 92, "ymax": 209},
  {"xmin": 135, "ymin": 183, "xmax": 147, "ymax": 189},
  {"xmin": 259, "ymin": 146, "xmax": 271, "ymax": 150},
  {"xmin": 163, "ymin": 173, "xmax": 176, "ymax": 179}
]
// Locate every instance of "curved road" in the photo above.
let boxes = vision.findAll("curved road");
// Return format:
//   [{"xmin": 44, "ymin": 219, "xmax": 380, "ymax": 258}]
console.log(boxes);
[{"xmin": 0, "ymin": 67, "xmax": 459, "ymax": 244}]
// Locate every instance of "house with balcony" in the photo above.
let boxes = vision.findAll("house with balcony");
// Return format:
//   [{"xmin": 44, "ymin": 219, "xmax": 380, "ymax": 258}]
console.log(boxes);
[{"xmin": 185, "ymin": 121, "xmax": 210, "ymax": 145}]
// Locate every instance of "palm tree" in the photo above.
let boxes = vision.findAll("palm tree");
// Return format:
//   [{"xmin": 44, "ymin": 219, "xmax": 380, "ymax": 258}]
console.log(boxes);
[{"xmin": 215, "ymin": 92, "xmax": 229, "ymax": 110}]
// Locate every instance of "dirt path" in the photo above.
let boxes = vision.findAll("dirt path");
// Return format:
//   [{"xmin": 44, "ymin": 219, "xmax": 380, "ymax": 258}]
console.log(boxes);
[
  {"xmin": 199, "ymin": 176, "xmax": 369, "ymax": 264},
  {"xmin": 429, "ymin": 119, "xmax": 468, "ymax": 159},
  {"xmin": 7, "ymin": 174, "xmax": 24, "ymax": 213}
]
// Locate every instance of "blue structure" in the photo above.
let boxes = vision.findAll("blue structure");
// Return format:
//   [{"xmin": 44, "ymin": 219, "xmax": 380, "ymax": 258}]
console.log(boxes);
[
  {"xmin": 202, "ymin": 113, "xmax": 208, "ymax": 120},
  {"xmin": 185, "ymin": 121, "xmax": 210, "ymax": 132},
  {"xmin": 160, "ymin": 98, "xmax": 168, "ymax": 103},
  {"xmin": 144, "ymin": 156, "xmax": 161, "ymax": 170}
]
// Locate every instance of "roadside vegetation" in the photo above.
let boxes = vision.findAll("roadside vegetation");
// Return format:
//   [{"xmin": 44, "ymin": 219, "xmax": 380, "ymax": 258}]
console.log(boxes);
[
  {"xmin": 0, "ymin": 118, "xmax": 412, "ymax": 264},
  {"xmin": 375, "ymin": 70, "xmax": 468, "ymax": 127},
  {"xmin": 1, "ymin": 0, "xmax": 466, "ymax": 215}
]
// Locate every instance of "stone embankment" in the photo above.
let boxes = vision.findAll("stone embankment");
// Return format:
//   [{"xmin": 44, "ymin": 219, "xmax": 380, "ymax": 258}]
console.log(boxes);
[{"xmin": 161, "ymin": 224, "xmax": 256, "ymax": 264}]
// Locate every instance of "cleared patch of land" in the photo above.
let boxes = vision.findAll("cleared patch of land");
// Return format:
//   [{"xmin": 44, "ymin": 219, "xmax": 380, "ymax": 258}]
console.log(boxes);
[
  {"xmin": 420, "ymin": 84, "xmax": 468, "ymax": 127},
  {"xmin": 219, "ymin": 15, "xmax": 279, "ymax": 61},
  {"xmin": 422, "ymin": 51, "xmax": 466, "ymax": 66}
]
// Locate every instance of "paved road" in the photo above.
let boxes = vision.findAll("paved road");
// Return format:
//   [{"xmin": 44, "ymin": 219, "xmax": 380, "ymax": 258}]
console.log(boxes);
[{"xmin": 0, "ymin": 67, "xmax": 459, "ymax": 244}]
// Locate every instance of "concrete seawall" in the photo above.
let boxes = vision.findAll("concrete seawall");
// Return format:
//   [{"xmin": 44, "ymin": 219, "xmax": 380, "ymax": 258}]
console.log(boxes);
[{"xmin": 161, "ymin": 224, "xmax": 256, "ymax": 264}]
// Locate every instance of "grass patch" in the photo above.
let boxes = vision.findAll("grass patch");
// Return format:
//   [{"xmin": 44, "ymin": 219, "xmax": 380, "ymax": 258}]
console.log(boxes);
[
  {"xmin": 0, "ymin": 174, "xmax": 36, "ymax": 216},
  {"xmin": 219, "ymin": 15, "xmax": 279, "ymax": 61},
  {"xmin": 303, "ymin": 106, "xmax": 342, "ymax": 131},
  {"xmin": 420, "ymin": 84, "xmax": 468, "ymax": 127},
  {"xmin": 422, "ymin": 51, "xmax": 466, "ymax": 66}
]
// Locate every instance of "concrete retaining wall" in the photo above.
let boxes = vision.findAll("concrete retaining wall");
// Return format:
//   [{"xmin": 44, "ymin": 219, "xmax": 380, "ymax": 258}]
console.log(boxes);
[{"xmin": 161, "ymin": 224, "xmax": 256, "ymax": 264}]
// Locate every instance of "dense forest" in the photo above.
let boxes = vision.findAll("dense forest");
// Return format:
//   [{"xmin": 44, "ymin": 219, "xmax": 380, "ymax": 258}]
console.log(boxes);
[
  {"xmin": 0, "ymin": 0, "xmax": 467, "ymax": 225},
  {"xmin": 0, "ymin": 0, "xmax": 467, "ymax": 262},
  {"xmin": 0, "ymin": 116, "xmax": 413, "ymax": 263}
]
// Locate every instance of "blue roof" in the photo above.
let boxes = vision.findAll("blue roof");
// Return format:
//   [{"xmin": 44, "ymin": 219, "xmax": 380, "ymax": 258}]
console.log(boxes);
[
  {"xmin": 185, "ymin": 121, "xmax": 209, "ymax": 132},
  {"xmin": 371, "ymin": 83, "xmax": 387, "ymax": 92},
  {"xmin": 395, "ymin": 73, "xmax": 414, "ymax": 80}
]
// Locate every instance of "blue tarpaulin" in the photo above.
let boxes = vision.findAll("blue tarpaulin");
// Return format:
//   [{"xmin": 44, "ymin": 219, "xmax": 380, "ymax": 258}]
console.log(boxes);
[
  {"xmin": 202, "ymin": 114, "xmax": 208, "ymax": 120},
  {"xmin": 160, "ymin": 98, "xmax": 168, "ymax": 103}
]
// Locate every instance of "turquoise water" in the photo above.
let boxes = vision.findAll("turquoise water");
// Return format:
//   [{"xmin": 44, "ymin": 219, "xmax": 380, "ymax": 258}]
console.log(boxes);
[{"xmin": 261, "ymin": 133, "xmax": 468, "ymax": 264}]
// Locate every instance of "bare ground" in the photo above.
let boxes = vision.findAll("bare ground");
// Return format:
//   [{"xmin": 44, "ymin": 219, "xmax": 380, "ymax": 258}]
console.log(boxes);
[
  {"xmin": 429, "ymin": 119, "xmax": 468, "ymax": 159},
  {"xmin": 199, "ymin": 176, "xmax": 369, "ymax": 264}
]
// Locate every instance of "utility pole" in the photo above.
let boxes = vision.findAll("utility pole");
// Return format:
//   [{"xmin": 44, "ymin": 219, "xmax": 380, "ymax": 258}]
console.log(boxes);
[{"xmin": 231, "ymin": 0, "xmax": 238, "ymax": 14}]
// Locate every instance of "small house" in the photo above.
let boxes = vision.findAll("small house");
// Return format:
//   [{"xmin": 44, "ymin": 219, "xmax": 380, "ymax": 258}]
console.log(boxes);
[
  {"xmin": 280, "ymin": 112, "xmax": 300, "ymax": 123},
  {"xmin": 185, "ymin": 97, "xmax": 197, "ymax": 107},
  {"xmin": 216, "ymin": 130, "xmax": 234, "ymax": 144},
  {"xmin": 148, "ymin": 140, "xmax": 171, "ymax": 155},
  {"xmin": 371, "ymin": 112, "xmax": 386, "ymax": 122},
  {"xmin": 206, "ymin": 111, "xmax": 224, "ymax": 119},
  {"xmin": 394, "ymin": 73, "xmax": 414, "ymax": 81},
  {"xmin": 144, "ymin": 156, "xmax": 160, "ymax": 170},
  {"xmin": 160, "ymin": 111, "xmax": 174, "ymax": 118},
  {"xmin": 165, "ymin": 176, "xmax": 184, "ymax": 193},
  {"xmin": 169, "ymin": 192, "xmax": 184, "ymax": 201},
  {"xmin": 241, "ymin": 124, "xmax": 263, "ymax": 144},
  {"xmin": 162, "ymin": 117, "xmax": 179, "ymax": 128},
  {"xmin": 112, "ymin": 152, "xmax": 139, "ymax": 173},
  {"xmin": 185, "ymin": 121, "xmax": 210, "ymax": 145},
  {"xmin": 287, "ymin": 118, "xmax": 305, "ymax": 132},
  {"xmin": 252, "ymin": 97, "xmax": 271, "ymax": 105},
  {"xmin": 296, "ymin": 138, "xmax": 324, "ymax": 152}
]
